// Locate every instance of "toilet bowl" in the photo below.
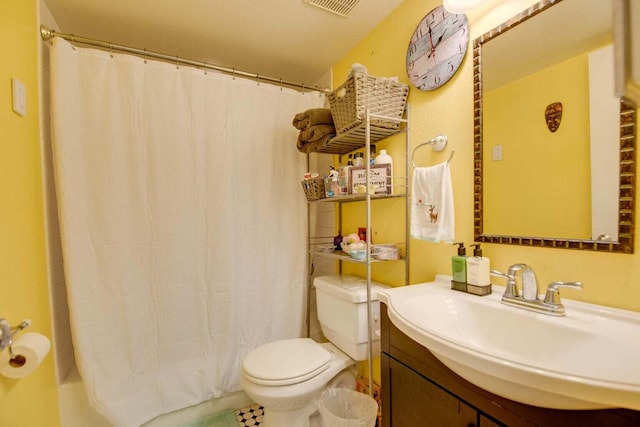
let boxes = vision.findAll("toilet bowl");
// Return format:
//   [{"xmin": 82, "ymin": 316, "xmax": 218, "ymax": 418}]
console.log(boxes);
[
  {"xmin": 241, "ymin": 340, "xmax": 355, "ymax": 426},
  {"xmin": 240, "ymin": 275, "xmax": 389, "ymax": 427}
]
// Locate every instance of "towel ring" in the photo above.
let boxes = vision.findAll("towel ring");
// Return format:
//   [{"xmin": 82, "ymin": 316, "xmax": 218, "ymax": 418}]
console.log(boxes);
[{"xmin": 411, "ymin": 135, "xmax": 455, "ymax": 167}]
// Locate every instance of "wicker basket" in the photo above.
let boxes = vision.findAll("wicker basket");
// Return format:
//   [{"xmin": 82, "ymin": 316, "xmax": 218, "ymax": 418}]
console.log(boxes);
[
  {"xmin": 301, "ymin": 177, "xmax": 326, "ymax": 201},
  {"xmin": 327, "ymin": 73, "xmax": 409, "ymax": 134}
]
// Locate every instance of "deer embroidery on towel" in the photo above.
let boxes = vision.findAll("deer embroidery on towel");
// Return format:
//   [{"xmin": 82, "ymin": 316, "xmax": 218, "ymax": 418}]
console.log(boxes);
[
  {"xmin": 428, "ymin": 204, "xmax": 438, "ymax": 223},
  {"xmin": 416, "ymin": 200, "xmax": 439, "ymax": 224}
]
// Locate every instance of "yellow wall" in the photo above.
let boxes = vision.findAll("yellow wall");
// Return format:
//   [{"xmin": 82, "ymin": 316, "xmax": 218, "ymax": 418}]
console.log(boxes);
[
  {"xmin": 333, "ymin": 0, "xmax": 640, "ymax": 313},
  {"xmin": 484, "ymin": 52, "xmax": 591, "ymax": 238},
  {"xmin": 0, "ymin": 0, "xmax": 61, "ymax": 425}
]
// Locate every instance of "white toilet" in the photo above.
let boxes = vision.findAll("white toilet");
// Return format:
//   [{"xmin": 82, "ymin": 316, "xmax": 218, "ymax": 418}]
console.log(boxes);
[{"xmin": 241, "ymin": 275, "xmax": 389, "ymax": 427}]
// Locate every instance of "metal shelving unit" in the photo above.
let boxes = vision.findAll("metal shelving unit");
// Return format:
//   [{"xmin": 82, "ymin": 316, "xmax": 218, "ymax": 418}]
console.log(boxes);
[{"xmin": 305, "ymin": 108, "xmax": 411, "ymax": 397}]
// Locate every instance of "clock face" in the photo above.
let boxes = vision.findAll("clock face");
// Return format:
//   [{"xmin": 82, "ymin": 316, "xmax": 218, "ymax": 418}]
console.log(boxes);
[{"xmin": 406, "ymin": 6, "xmax": 469, "ymax": 91}]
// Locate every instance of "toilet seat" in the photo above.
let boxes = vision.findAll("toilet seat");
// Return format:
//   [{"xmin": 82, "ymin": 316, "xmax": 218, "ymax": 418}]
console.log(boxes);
[{"xmin": 243, "ymin": 338, "xmax": 331, "ymax": 386}]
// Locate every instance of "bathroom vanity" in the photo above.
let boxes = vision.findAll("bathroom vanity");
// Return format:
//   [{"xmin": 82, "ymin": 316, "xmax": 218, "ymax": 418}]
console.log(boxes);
[{"xmin": 380, "ymin": 303, "xmax": 640, "ymax": 427}]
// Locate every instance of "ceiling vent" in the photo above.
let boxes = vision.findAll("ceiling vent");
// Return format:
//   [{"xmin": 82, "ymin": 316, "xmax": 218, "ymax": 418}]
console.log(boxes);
[{"xmin": 305, "ymin": 0, "xmax": 362, "ymax": 17}]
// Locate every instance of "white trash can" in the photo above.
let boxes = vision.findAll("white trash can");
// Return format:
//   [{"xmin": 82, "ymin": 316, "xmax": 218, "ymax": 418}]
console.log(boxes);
[{"xmin": 318, "ymin": 388, "xmax": 378, "ymax": 427}]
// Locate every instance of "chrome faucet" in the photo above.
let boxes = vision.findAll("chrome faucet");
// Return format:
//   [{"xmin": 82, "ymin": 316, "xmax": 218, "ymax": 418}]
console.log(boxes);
[
  {"xmin": 490, "ymin": 264, "xmax": 582, "ymax": 316},
  {"xmin": 490, "ymin": 263, "xmax": 537, "ymax": 299}
]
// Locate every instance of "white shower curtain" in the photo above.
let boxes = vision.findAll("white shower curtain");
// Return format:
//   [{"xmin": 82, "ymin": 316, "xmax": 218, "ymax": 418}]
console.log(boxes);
[{"xmin": 49, "ymin": 37, "xmax": 323, "ymax": 427}]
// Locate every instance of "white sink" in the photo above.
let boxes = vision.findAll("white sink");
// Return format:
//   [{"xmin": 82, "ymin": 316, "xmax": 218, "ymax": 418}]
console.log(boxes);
[{"xmin": 377, "ymin": 275, "xmax": 640, "ymax": 411}]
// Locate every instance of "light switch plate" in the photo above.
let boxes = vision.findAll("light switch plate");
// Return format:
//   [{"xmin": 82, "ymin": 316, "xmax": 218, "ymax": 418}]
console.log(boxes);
[
  {"xmin": 12, "ymin": 78, "xmax": 27, "ymax": 117},
  {"xmin": 492, "ymin": 145, "xmax": 503, "ymax": 161}
]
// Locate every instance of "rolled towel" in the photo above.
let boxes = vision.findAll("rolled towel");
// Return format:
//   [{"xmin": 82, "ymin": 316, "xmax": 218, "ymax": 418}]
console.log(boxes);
[
  {"xmin": 292, "ymin": 108, "xmax": 334, "ymax": 130},
  {"xmin": 296, "ymin": 132, "xmax": 335, "ymax": 153},
  {"xmin": 298, "ymin": 124, "xmax": 336, "ymax": 143}
]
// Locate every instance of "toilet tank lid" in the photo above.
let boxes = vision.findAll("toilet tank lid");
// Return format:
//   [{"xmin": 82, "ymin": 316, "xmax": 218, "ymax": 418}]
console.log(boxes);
[{"xmin": 314, "ymin": 275, "xmax": 390, "ymax": 303}]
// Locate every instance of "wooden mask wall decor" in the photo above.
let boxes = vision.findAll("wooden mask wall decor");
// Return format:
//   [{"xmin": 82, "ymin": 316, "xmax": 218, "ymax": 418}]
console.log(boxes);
[{"xmin": 545, "ymin": 102, "xmax": 563, "ymax": 132}]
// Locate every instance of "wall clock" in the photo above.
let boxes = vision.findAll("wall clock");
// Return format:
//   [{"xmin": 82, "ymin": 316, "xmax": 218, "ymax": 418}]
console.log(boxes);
[{"xmin": 406, "ymin": 5, "xmax": 469, "ymax": 91}]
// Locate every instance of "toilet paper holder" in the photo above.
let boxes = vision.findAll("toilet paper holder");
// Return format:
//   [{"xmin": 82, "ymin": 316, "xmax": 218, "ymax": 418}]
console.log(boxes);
[{"xmin": 0, "ymin": 318, "xmax": 31, "ymax": 358}]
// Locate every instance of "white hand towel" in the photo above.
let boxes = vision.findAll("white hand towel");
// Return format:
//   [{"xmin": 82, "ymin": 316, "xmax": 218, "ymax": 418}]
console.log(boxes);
[{"xmin": 411, "ymin": 162, "xmax": 455, "ymax": 243}]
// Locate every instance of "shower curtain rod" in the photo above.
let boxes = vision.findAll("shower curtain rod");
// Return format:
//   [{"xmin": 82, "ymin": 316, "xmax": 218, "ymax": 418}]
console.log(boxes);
[{"xmin": 39, "ymin": 25, "xmax": 328, "ymax": 93}]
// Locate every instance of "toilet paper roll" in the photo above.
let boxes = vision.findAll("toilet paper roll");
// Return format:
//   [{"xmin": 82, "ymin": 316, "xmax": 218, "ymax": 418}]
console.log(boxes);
[{"xmin": 0, "ymin": 332, "xmax": 51, "ymax": 379}]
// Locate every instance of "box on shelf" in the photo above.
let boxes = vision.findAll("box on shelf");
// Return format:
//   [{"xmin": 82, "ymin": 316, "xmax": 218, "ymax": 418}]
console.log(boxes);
[
  {"xmin": 350, "ymin": 164, "xmax": 392, "ymax": 195},
  {"xmin": 327, "ymin": 73, "xmax": 409, "ymax": 134},
  {"xmin": 372, "ymin": 244, "xmax": 400, "ymax": 260}
]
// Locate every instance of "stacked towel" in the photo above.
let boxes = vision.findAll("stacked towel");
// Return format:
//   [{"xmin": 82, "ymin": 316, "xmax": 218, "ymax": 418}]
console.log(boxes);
[
  {"xmin": 411, "ymin": 162, "xmax": 455, "ymax": 243},
  {"xmin": 292, "ymin": 108, "xmax": 336, "ymax": 153},
  {"xmin": 292, "ymin": 108, "xmax": 334, "ymax": 130}
]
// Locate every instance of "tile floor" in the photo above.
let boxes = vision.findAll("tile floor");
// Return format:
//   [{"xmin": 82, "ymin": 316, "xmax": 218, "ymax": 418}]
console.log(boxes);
[
  {"xmin": 235, "ymin": 405, "xmax": 264, "ymax": 426},
  {"xmin": 235, "ymin": 404, "xmax": 324, "ymax": 427},
  {"xmin": 234, "ymin": 377, "xmax": 381, "ymax": 427}
]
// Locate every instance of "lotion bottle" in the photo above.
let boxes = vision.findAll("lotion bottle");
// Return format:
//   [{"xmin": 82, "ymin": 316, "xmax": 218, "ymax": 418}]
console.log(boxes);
[
  {"xmin": 466, "ymin": 243, "xmax": 491, "ymax": 295},
  {"xmin": 451, "ymin": 242, "xmax": 467, "ymax": 291},
  {"xmin": 374, "ymin": 149, "xmax": 393, "ymax": 194}
]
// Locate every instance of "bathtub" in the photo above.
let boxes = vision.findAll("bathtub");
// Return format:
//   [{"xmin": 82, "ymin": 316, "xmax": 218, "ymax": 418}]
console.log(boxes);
[{"xmin": 58, "ymin": 367, "xmax": 253, "ymax": 427}]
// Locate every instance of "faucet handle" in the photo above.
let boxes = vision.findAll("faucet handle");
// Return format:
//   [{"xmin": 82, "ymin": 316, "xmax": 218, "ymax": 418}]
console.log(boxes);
[
  {"xmin": 543, "ymin": 281, "xmax": 583, "ymax": 306},
  {"xmin": 490, "ymin": 269, "xmax": 518, "ymax": 298}
]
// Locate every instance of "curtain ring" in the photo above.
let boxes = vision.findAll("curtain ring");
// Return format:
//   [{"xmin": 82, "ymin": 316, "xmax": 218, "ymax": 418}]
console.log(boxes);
[
  {"xmin": 256, "ymin": 73, "xmax": 260, "ymax": 86},
  {"xmin": 302, "ymin": 83, "xmax": 305, "ymax": 94},
  {"xmin": 203, "ymin": 61, "xmax": 207, "ymax": 75},
  {"xmin": 232, "ymin": 68, "xmax": 235, "ymax": 80},
  {"xmin": 70, "ymin": 34, "xmax": 76, "ymax": 51},
  {"xmin": 143, "ymin": 48, "xmax": 147, "ymax": 64},
  {"xmin": 175, "ymin": 55, "xmax": 179, "ymax": 69},
  {"xmin": 109, "ymin": 42, "xmax": 113, "ymax": 58},
  {"xmin": 279, "ymin": 78, "xmax": 283, "ymax": 91}
]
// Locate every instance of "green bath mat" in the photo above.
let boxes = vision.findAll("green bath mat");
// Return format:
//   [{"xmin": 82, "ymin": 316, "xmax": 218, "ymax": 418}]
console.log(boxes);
[{"xmin": 180, "ymin": 409, "xmax": 238, "ymax": 427}]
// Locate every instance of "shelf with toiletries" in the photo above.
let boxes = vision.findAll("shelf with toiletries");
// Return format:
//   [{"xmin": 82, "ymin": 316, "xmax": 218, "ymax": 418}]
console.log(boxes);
[
  {"xmin": 309, "ymin": 249, "xmax": 405, "ymax": 264},
  {"xmin": 310, "ymin": 193, "xmax": 406, "ymax": 204},
  {"xmin": 311, "ymin": 239, "xmax": 406, "ymax": 264},
  {"xmin": 306, "ymin": 109, "xmax": 410, "ymax": 280}
]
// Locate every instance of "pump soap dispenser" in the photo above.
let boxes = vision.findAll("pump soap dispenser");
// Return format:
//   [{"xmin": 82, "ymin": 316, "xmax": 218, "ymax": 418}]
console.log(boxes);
[
  {"xmin": 466, "ymin": 243, "xmax": 492, "ymax": 296},
  {"xmin": 451, "ymin": 242, "xmax": 468, "ymax": 292}
]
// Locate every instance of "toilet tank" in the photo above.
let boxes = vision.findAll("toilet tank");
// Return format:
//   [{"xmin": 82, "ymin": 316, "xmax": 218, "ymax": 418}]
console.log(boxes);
[{"xmin": 314, "ymin": 275, "xmax": 390, "ymax": 361}]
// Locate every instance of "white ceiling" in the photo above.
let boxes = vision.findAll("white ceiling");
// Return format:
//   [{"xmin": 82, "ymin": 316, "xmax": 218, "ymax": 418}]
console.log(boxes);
[{"xmin": 42, "ymin": 0, "xmax": 404, "ymax": 87}]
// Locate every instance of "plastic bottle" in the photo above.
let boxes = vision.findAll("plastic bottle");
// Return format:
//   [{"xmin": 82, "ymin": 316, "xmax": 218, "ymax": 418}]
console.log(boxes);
[
  {"xmin": 341, "ymin": 156, "xmax": 353, "ymax": 195},
  {"xmin": 467, "ymin": 243, "xmax": 490, "ymax": 287},
  {"xmin": 375, "ymin": 149, "xmax": 392, "ymax": 165},
  {"xmin": 353, "ymin": 152, "xmax": 364, "ymax": 167},
  {"xmin": 374, "ymin": 149, "xmax": 393, "ymax": 194},
  {"xmin": 329, "ymin": 167, "xmax": 339, "ymax": 195},
  {"xmin": 451, "ymin": 242, "xmax": 468, "ymax": 291}
]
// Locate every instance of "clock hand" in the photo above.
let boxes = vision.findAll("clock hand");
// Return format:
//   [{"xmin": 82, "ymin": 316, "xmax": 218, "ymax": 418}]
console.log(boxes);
[
  {"xmin": 428, "ymin": 25, "xmax": 435, "ymax": 53},
  {"xmin": 428, "ymin": 33, "xmax": 444, "ymax": 58},
  {"xmin": 435, "ymin": 33, "xmax": 444, "ymax": 47}
]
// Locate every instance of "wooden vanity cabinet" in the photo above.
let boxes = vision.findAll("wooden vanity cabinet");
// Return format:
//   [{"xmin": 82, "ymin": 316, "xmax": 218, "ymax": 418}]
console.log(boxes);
[{"xmin": 380, "ymin": 303, "xmax": 640, "ymax": 427}]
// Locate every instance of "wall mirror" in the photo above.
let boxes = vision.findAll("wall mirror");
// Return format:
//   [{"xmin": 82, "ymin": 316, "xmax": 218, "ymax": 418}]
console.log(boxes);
[{"xmin": 473, "ymin": 0, "xmax": 636, "ymax": 253}]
